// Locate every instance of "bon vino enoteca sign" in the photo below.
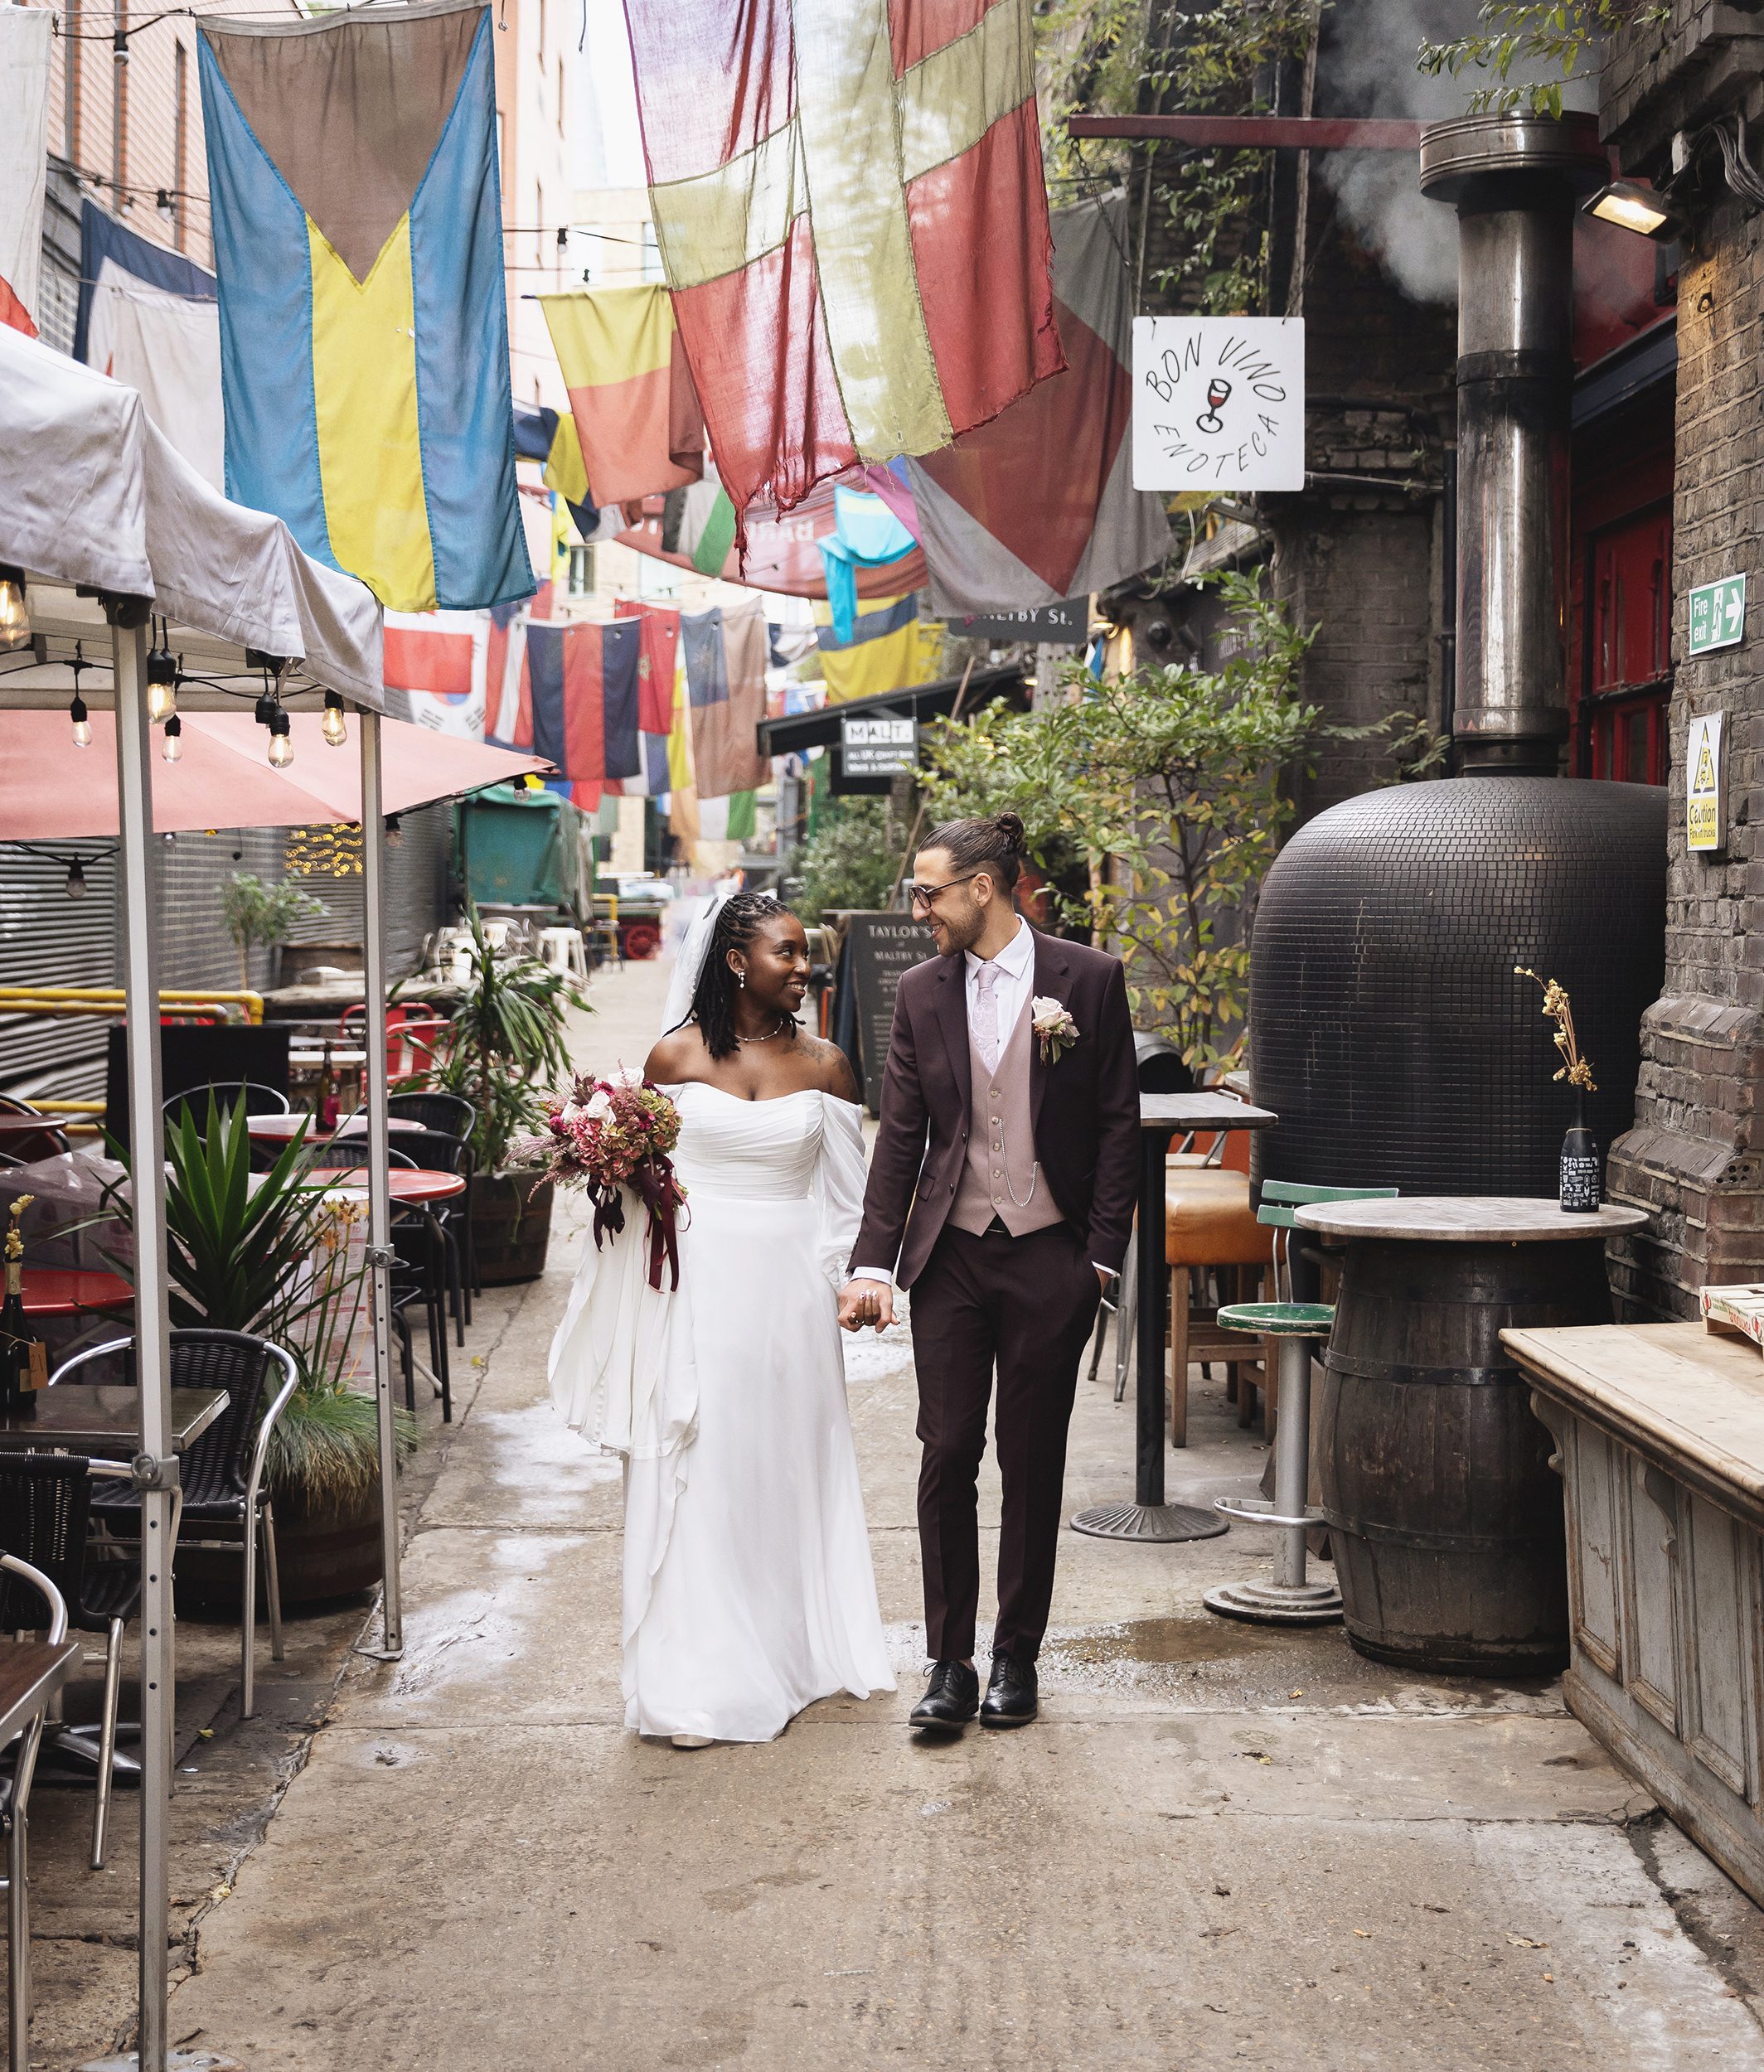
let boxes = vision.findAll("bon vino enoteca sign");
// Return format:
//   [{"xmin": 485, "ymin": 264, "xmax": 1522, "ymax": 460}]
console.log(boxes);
[{"xmin": 1131, "ymin": 317, "xmax": 1306, "ymax": 493}]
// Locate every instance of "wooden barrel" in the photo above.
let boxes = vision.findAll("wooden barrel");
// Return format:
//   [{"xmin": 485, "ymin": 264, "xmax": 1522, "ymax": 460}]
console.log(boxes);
[{"xmin": 1317, "ymin": 1236, "xmax": 1609, "ymax": 1677}]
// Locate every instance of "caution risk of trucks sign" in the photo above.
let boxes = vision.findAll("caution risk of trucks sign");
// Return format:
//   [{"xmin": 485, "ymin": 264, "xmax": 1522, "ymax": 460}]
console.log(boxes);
[{"xmin": 1688, "ymin": 711, "xmax": 1724, "ymax": 854}]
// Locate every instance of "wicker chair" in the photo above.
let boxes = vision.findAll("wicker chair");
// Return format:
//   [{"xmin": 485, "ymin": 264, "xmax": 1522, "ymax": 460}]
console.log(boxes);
[
  {"xmin": 52, "ymin": 1331, "xmax": 298, "ymax": 1720},
  {"xmin": 0, "ymin": 1454, "xmax": 138, "ymax": 1866}
]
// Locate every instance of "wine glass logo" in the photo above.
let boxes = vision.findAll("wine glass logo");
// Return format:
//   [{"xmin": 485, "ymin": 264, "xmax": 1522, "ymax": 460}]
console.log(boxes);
[{"xmin": 1196, "ymin": 375, "xmax": 1233, "ymax": 434}]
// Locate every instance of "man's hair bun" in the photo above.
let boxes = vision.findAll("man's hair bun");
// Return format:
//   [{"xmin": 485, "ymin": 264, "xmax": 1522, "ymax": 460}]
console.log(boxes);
[{"xmin": 993, "ymin": 811, "xmax": 1026, "ymax": 853}]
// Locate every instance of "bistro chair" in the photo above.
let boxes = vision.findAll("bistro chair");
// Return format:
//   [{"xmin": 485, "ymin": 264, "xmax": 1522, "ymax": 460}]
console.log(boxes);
[
  {"xmin": 51, "ymin": 1330, "xmax": 299, "ymax": 1721},
  {"xmin": 162, "ymin": 1081, "xmax": 289, "ymax": 1126},
  {"xmin": 1201, "ymin": 1182, "xmax": 1397, "ymax": 1627},
  {"xmin": 339, "ymin": 1002, "xmax": 443, "ymax": 1086},
  {"xmin": 389, "ymin": 1093, "xmax": 478, "ymax": 1308},
  {"xmin": 315, "ymin": 1150, "xmax": 453, "ymax": 1421},
  {"xmin": 0, "ymin": 1454, "xmax": 138, "ymax": 1867},
  {"xmin": 0, "ymin": 1550, "xmax": 66, "ymax": 2061}
]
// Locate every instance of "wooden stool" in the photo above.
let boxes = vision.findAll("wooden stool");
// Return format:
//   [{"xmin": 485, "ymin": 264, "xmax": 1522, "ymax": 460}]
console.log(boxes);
[{"xmin": 1165, "ymin": 1168, "xmax": 1275, "ymax": 1446}]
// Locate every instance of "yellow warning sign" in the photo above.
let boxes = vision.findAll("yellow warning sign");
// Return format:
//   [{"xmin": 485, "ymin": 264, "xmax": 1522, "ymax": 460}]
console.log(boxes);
[{"xmin": 1688, "ymin": 713, "xmax": 1724, "ymax": 854}]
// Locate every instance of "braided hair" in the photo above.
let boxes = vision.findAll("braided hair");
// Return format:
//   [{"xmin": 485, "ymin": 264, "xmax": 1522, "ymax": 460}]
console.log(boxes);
[{"xmin": 676, "ymin": 890, "xmax": 797, "ymax": 1061}]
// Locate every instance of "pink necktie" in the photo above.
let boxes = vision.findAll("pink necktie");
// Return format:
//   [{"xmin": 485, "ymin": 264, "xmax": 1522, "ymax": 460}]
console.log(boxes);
[{"xmin": 974, "ymin": 961, "xmax": 1001, "ymax": 1074}]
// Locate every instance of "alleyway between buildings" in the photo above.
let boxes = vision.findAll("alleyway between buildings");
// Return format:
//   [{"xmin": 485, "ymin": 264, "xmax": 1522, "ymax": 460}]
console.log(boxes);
[{"xmin": 48, "ymin": 956, "xmax": 1764, "ymax": 2070}]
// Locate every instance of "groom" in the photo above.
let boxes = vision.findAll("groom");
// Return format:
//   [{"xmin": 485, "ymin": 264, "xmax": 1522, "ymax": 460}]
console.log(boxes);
[{"xmin": 839, "ymin": 812, "xmax": 1139, "ymax": 1731}]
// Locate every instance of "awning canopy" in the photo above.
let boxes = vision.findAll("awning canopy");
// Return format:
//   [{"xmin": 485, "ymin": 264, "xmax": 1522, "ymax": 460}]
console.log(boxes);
[
  {"xmin": 756, "ymin": 664, "xmax": 1030, "ymax": 758},
  {"xmin": 0, "ymin": 709, "xmax": 551, "ymax": 839},
  {"xmin": 0, "ymin": 327, "xmax": 383, "ymax": 706}
]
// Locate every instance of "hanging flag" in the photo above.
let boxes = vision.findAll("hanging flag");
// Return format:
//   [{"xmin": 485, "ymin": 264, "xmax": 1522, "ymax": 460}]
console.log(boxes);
[
  {"xmin": 383, "ymin": 609, "xmax": 488, "ymax": 739},
  {"xmin": 613, "ymin": 598, "xmax": 681, "ymax": 735},
  {"xmin": 865, "ymin": 193, "xmax": 1171, "ymax": 613},
  {"xmin": 818, "ymin": 487, "xmax": 919, "ymax": 643},
  {"xmin": 623, "ymin": 475, "xmax": 928, "ymax": 599},
  {"xmin": 622, "ymin": 0, "xmax": 1063, "ymax": 534},
  {"xmin": 523, "ymin": 618, "xmax": 642, "ymax": 809},
  {"xmin": 0, "ymin": 9, "xmax": 51, "ymax": 336},
  {"xmin": 540, "ymin": 284, "xmax": 705, "ymax": 508},
  {"xmin": 697, "ymin": 792, "xmax": 757, "ymax": 844},
  {"xmin": 197, "ymin": 1, "xmax": 532, "ymax": 612},
  {"xmin": 666, "ymin": 647, "xmax": 694, "ymax": 798},
  {"xmin": 813, "ymin": 593, "xmax": 944, "ymax": 704},
  {"xmin": 484, "ymin": 599, "xmax": 531, "ymax": 748},
  {"xmin": 682, "ymin": 596, "xmax": 771, "ymax": 801}
]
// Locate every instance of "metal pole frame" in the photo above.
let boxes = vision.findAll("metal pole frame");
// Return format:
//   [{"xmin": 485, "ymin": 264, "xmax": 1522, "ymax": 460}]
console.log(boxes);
[
  {"xmin": 112, "ymin": 612, "xmax": 175, "ymax": 2072},
  {"xmin": 358, "ymin": 712, "xmax": 403, "ymax": 1657}
]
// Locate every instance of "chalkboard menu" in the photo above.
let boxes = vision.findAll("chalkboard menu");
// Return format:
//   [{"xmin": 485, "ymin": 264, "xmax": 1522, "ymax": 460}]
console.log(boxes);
[{"xmin": 844, "ymin": 912, "xmax": 934, "ymax": 1115}]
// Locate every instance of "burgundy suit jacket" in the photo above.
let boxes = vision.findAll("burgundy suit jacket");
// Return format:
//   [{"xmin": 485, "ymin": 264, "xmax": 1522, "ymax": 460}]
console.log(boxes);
[{"xmin": 851, "ymin": 927, "xmax": 1141, "ymax": 1289}]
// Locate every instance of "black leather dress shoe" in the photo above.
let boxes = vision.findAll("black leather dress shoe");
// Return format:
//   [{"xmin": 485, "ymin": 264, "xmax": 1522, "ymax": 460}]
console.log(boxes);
[
  {"xmin": 909, "ymin": 1659, "xmax": 979, "ymax": 1732},
  {"xmin": 980, "ymin": 1651, "xmax": 1038, "ymax": 1728}
]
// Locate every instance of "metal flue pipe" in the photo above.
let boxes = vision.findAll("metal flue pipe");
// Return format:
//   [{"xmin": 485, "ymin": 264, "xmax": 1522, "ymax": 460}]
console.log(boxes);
[{"xmin": 1420, "ymin": 113, "xmax": 1608, "ymax": 773}]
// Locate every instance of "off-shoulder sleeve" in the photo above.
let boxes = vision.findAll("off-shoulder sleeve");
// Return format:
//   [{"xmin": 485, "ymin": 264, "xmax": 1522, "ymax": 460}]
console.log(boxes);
[{"xmin": 811, "ymin": 1095, "xmax": 869, "ymax": 1289}]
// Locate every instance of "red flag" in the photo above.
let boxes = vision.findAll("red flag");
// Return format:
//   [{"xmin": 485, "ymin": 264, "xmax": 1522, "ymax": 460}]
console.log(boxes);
[
  {"xmin": 0, "ymin": 277, "xmax": 36, "ymax": 340},
  {"xmin": 621, "ymin": 0, "xmax": 1063, "ymax": 533},
  {"xmin": 615, "ymin": 598, "xmax": 681, "ymax": 735}
]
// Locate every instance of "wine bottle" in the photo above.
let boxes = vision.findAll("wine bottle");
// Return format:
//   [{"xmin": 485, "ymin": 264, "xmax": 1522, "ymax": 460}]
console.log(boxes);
[
  {"xmin": 1560, "ymin": 1089, "xmax": 1602, "ymax": 1214},
  {"xmin": 318, "ymin": 1038, "xmax": 339, "ymax": 1134}
]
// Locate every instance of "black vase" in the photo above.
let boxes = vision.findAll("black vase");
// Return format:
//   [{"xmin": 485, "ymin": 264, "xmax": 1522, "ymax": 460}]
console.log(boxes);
[{"xmin": 1559, "ymin": 1090, "xmax": 1602, "ymax": 1213}]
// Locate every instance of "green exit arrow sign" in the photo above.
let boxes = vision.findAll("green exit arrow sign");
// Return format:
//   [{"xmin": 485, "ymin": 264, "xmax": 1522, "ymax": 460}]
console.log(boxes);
[{"xmin": 1689, "ymin": 574, "xmax": 1747, "ymax": 656}]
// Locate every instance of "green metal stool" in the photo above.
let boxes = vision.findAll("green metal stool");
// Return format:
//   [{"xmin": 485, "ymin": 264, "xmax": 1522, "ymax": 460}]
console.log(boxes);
[{"xmin": 1202, "ymin": 1182, "xmax": 1395, "ymax": 1627}]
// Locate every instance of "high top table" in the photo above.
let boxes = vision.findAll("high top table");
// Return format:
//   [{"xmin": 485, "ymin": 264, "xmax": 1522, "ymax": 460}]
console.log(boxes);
[
  {"xmin": 1072, "ymin": 1092, "xmax": 1277, "ymax": 1543},
  {"xmin": 1292, "ymin": 1194, "xmax": 1646, "ymax": 1674}
]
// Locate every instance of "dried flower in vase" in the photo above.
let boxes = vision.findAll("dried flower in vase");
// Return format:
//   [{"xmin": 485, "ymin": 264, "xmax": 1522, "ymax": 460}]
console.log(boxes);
[{"xmin": 1514, "ymin": 967, "xmax": 1597, "ymax": 1092}]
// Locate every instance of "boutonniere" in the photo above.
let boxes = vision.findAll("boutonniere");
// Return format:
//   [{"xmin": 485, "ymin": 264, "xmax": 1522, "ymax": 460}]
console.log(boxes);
[{"xmin": 1031, "ymin": 995, "xmax": 1079, "ymax": 1065}]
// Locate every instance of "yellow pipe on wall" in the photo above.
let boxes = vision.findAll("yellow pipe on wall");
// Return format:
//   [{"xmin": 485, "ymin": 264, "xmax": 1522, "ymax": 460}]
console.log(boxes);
[{"xmin": 0, "ymin": 988, "xmax": 264, "ymax": 1023}]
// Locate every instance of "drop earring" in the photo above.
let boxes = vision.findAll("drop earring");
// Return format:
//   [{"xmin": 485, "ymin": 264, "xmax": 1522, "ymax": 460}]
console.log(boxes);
[{"xmin": 738, "ymin": 971, "xmax": 747, "ymax": 988}]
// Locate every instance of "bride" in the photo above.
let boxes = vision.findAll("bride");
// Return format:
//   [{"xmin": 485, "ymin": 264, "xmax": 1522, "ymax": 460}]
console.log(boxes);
[{"xmin": 548, "ymin": 888, "xmax": 896, "ymax": 1745}]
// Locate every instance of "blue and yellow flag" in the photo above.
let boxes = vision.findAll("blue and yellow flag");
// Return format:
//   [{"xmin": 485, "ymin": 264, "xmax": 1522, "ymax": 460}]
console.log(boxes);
[{"xmin": 197, "ymin": 1, "xmax": 531, "ymax": 612}]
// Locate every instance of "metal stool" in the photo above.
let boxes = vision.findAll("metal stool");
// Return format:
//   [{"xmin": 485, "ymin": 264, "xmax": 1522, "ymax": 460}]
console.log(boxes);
[
  {"xmin": 1201, "ymin": 1181, "xmax": 1396, "ymax": 1625},
  {"xmin": 1204, "ymin": 1300, "xmax": 1342, "ymax": 1624}
]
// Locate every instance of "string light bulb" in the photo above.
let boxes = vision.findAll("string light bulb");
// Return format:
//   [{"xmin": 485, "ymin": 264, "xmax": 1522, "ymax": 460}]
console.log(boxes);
[
  {"xmin": 0, "ymin": 564, "xmax": 29, "ymax": 651},
  {"xmin": 162, "ymin": 714, "xmax": 183, "ymax": 764},
  {"xmin": 267, "ymin": 708, "xmax": 293, "ymax": 768},
  {"xmin": 385, "ymin": 814, "xmax": 405, "ymax": 850},
  {"xmin": 322, "ymin": 690, "xmax": 348, "ymax": 747},
  {"xmin": 146, "ymin": 627, "xmax": 178, "ymax": 724},
  {"xmin": 65, "ymin": 859, "xmax": 87, "ymax": 901},
  {"xmin": 69, "ymin": 694, "xmax": 91, "ymax": 748}
]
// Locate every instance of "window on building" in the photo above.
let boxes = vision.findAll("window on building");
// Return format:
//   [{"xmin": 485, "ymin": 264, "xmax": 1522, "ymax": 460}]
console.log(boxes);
[
  {"xmin": 172, "ymin": 42, "xmax": 188, "ymax": 252},
  {"xmin": 1575, "ymin": 501, "xmax": 1672, "ymax": 787},
  {"xmin": 567, "ymin": 544, "xmax": 594, "ymax": 598}
]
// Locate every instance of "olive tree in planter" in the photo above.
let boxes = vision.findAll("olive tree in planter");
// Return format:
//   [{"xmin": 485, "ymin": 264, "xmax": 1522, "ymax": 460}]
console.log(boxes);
[
  {"xmin": 110, "ymin": 1094, "xmax": 417, "ymax": 1602},
  {"xmin": 417, "ymin": 906, "xmax": 588, "ymax": 1282},
  {"xmin": 220, "ymin": 871, "xmax": 329, "ymax": 992}
]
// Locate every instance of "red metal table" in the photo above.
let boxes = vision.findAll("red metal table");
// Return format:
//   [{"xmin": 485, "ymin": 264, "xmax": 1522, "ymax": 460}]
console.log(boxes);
[
  {"xmin": 18, "ymin": 1268, "xmax": 133, "ymax": 1319},
  {"xmin": 303, "ymin": 1168, "xmax": 466, "ymax": 1206}
]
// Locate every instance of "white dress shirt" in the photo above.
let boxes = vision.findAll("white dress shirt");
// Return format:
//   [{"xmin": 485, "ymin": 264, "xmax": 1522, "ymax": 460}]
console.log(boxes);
[{"xmin": 850, "ymin": 920, "xmax": 1107, "ymax": 1287}]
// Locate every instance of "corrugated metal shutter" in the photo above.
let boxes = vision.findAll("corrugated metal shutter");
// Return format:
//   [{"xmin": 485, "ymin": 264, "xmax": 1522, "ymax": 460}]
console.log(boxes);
[
  {"xmin": 156, "ymin": 829, "xmax": 287, "ymax": 993},
  {"xmin": 0, "ymin": 847, "xmax": 119, "ymax": 1101}
]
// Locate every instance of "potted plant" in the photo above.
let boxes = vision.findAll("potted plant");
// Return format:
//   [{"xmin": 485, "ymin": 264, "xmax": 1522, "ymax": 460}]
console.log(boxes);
[
  {"xmin": 415, "ymin": 905, "xmax": 588, "ymax": 1281},
  {"xmin": 109, "ymin": 1094, "xmax": 416, "ymax": 1601},
  {"xmin": 220, "ymin": 870, "xmax": 330, "ymax": 992}
]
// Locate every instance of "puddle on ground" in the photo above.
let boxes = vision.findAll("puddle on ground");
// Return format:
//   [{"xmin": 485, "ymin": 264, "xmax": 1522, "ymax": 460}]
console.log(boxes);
[{"xmin": 1044, "ymin": 1617, "xmax": 1282, "ymax": 1672}]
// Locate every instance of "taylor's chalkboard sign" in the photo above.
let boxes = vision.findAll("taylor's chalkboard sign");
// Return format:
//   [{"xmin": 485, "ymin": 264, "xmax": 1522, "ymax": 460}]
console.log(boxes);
[{"xmin": 844, "ymin": 912, "xmax": 933, "ymax": 1115}]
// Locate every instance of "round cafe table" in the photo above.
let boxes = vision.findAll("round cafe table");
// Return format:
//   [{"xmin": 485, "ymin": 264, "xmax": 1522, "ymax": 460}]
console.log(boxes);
[
  {"xmin": 246, "ymin": 1113, "xmax": 424, "ymax": 1146},
  {"xmin": 303, "ymin": 1168, "xmax": 465, "ymax": 1206},
  {"xmin": 1292, "ymin": 1194, "xmax": 1647, "ymax": 1676},
  {"xmin": 17, "ymin": 1268, "xmax": 134, "ymax": 1319}
]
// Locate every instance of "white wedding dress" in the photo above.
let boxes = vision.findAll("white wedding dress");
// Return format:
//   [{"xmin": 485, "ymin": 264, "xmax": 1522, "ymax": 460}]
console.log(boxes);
[{"xmin": 547, "ymin": 1083, "xmax": 895, "ymax": 1742}]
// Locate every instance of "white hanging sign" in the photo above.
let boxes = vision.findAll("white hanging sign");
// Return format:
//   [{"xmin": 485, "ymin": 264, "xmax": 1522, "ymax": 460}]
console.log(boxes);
[{"xmin": 1132, "ymin": 317, "xmax": 1306, "ymax": 493}]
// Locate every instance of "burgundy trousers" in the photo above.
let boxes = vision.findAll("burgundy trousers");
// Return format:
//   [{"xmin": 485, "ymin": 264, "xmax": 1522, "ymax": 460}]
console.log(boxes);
[{"xmin": 909, "ymin": 1221, "xmax": 1102, "ymax": 1663}]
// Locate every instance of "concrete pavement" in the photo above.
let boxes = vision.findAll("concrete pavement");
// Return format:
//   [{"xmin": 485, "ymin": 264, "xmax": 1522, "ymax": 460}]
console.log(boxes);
[{"xmin": 158, "ymin": 953, "xmax": 1764, "ymax": 2071}]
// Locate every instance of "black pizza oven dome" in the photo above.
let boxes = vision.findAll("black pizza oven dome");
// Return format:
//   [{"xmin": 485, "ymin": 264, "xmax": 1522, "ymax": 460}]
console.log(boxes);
[
  {"xmin": 1249, "ymin": 112, "xmax": 1669, "ymax": 1198},
  {"xmin": 1249, "ymin": 777, "xmax": 1666, "ymax": 1197}
]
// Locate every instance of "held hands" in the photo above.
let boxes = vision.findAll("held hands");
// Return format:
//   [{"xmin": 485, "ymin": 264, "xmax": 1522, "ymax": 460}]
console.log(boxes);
[{"xmin": 837, "ymin": 1280, "xmax": 895, "ymax": 1334}]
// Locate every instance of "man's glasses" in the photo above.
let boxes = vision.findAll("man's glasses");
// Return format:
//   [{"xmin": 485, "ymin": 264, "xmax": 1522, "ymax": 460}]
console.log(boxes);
[{"xmin": 906, "ymin": 869, "xmax": 981, "ymax": 911}]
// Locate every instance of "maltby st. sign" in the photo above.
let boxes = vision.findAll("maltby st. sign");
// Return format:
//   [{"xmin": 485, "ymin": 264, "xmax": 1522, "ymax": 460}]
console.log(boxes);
[{"xmin": 1131, "ymin": 317, "xmax": 1305, "ymax": 493}]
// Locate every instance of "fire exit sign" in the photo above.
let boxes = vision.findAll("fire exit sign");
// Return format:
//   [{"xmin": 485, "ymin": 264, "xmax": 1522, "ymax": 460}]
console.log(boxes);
[{"xmin": 1689, "ymin": 574, "xmax": 1747, "ymax": 656}]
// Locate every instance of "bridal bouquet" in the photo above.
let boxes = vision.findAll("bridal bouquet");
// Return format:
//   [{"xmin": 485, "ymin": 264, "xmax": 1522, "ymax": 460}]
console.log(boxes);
[{"xmin": 512, "ymin": 1067, "xmax": 687, "ymax": 1290}]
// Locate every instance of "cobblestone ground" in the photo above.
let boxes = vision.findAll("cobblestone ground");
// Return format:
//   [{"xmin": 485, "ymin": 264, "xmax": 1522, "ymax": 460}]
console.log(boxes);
[{"xmin": 32, "ymin": 951, "xmax": 1764, "ymax": 2070}]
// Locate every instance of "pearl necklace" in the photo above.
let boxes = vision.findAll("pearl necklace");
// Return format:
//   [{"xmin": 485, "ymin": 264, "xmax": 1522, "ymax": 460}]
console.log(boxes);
[{"xmin": 735, "ymin": 1019, "xmax": 793, "ymax": 1044}]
